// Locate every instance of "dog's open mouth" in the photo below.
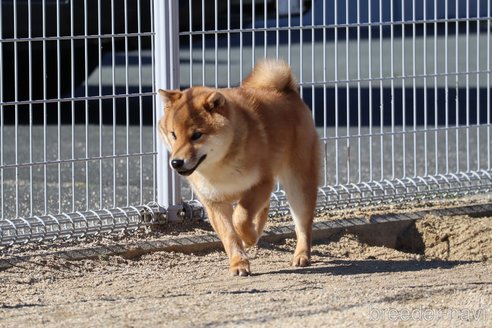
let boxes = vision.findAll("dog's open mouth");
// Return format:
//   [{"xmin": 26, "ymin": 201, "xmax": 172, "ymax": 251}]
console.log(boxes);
[{"xmin": 176, "ymin": 154, "xmax": 207, "ymax": 176}]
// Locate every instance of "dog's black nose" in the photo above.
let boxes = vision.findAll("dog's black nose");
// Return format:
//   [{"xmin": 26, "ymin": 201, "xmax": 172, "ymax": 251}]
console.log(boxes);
[{"xmin": 170, "ymin": 159, "xmax": 184, "ymax": 170}]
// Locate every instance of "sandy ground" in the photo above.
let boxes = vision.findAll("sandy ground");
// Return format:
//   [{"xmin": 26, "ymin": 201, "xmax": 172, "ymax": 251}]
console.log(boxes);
[{"xmin": 0, "ymin": 214, "xmax": 491, "ymax": 328}]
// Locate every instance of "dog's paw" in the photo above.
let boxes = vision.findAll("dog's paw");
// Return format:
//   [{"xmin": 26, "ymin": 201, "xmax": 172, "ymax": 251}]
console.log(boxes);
[
  {"xmin": 229, "ymin": 257, "xmax": 251, "ymax": 276},
  {"xmin": 292, "ymin": 254, "xmax": 311, "ymax": 267}
]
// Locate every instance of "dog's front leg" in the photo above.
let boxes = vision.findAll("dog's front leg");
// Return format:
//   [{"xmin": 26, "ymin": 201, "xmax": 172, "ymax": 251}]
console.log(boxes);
[
  {"xmin": 203, "ymin": 201, "xmax": 251, "ymax": 276},
  {"xmin": 232, "ymin": 179, "xmax": 273, "ymax": 248}
]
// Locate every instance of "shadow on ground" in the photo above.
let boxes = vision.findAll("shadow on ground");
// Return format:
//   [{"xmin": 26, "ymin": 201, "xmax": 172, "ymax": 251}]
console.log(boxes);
[{"xmin": 263, "ymin": 259, "xmax": 475, "ymax": 276}]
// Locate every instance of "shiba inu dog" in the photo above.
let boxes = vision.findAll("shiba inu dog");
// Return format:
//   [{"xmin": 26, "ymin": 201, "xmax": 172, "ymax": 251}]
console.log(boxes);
[{"xmin": 158, "ymin": 59, "xmax": 319, "ymax": 276}]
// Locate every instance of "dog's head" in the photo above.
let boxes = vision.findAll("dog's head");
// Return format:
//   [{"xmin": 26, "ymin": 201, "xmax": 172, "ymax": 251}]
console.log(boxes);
[{"xmin": 157, "ymin": 87, "xmax": 233, "ymax": 176}]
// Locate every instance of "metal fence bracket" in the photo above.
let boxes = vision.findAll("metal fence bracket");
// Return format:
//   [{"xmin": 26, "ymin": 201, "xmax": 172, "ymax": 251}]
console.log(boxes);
[
  {"xmin": 141, "ymin": 204, "xmax": 167, "ymax": 225},
  {"xmin": 166, "ymin": 202, "xmax": 206, "ymax": 223}
]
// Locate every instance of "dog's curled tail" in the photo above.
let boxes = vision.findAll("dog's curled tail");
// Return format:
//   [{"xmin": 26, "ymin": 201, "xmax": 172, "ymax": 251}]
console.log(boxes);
[{"xmin": 242, "ymin": 59, "xmax": 298, "ymax": 93}]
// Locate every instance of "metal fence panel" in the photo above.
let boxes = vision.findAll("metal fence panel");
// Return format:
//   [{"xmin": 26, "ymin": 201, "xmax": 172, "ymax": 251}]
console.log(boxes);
[
  {"xmin": 1, "ymin": 0, "xmax": 491, "ymax": 246},
  {"xmin": 0, "ymin": 0, "xmax": 157, "ymax": 245},
  {"xmin": 178, "ymin": 0, "xmax": 491, "ymax": 213}
]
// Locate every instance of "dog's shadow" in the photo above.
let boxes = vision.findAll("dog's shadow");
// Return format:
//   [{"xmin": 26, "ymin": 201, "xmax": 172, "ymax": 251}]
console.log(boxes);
[
  {"xmin": 254, "ymin": 243, "xmax": 475, "ymax": 276},
  {"xmin": 261, "ymin": 258, "xmax": 476, "ymax": 276}
]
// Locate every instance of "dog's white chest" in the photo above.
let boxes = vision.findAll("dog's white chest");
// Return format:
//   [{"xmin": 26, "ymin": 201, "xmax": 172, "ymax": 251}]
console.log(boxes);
[{"xmin": 191, "ymin": 167, "xmax": 260, "ymax": 201}]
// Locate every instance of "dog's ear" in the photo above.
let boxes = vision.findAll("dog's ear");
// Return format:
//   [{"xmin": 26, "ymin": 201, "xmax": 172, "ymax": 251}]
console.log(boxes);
[
  {"xmin": 158, "ymin": 89, "xmax": 182, "ymax": 110},
  {"xmin": 203, "ymin": 91, "xmax": 225, "ymax": 112}
]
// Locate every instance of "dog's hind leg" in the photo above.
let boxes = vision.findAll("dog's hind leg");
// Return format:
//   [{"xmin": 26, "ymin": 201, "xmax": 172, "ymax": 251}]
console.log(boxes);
[
  {"xmin": 254, "ymin": 203, "xmax": 270, "ymax": 241},
  {"xmin": 281, "ymin": 174, "xmax": 318, "ymax": 266},
  {"xmin": 279, "ymin": 145, "xmax": 319, "ymax": 267}
]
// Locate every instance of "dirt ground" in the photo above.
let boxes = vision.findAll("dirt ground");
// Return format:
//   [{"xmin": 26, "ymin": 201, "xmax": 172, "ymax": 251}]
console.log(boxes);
[{"xmin": 1, "ymin": 213, "xmax": 491, "ymax": 327}]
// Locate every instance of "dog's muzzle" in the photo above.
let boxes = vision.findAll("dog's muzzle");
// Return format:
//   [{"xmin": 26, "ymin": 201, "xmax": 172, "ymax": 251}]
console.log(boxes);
[{"xmin": 170, "ymin": 154, "xmax": 207, "ymax": 176}]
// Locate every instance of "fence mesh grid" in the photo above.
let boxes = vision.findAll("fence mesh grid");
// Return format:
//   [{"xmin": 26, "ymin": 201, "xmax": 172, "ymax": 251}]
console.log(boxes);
[
  {"xmin": 179, "ymin": 0, "xmax": 492, "ymax": 214},
  {"xmin": 0, "ymin": 0, "xmax": 156, "ymax": 245},
  {"xmin": 1, "ymin": 0, "xmax": 491, "ymax": 246}
]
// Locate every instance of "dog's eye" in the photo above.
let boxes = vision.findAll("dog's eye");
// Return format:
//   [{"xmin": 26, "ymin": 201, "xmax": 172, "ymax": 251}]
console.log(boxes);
[
  {"xmin": 170, "ymin": 131, "xmax": 177, "ymax": 140},
  {"xmin": 190, "ymin": 132, "xmax": 202, "ymax": 141}
]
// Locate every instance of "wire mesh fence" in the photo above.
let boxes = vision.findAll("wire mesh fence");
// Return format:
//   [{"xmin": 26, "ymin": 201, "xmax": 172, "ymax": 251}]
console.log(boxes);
[
  {"xmin": 0, "ymin": 0, "xmax": 157, "ymax": 245},
  {"xmin": 1, "ymin": 0, "xmax": 491, "ymax": 246},
  {"xmin": 178, "ymin": 0, "xmax": 492, "ymax": 214}
]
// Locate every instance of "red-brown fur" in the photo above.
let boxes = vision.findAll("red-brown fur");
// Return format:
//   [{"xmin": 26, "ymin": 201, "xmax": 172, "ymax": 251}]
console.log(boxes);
[{"xmin": 158, "ymin": 60, "xmax": 320, "ymax": 276}]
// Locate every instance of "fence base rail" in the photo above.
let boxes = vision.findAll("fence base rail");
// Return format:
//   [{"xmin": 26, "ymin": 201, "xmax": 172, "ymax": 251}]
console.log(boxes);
[{"xmin": 1, "ymin": 170, "xmax": 491, "ymax": 247}]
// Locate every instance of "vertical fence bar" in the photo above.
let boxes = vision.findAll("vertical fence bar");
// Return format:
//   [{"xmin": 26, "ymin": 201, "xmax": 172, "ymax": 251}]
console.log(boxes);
[
  {"xmin": 298, "ymin": 0, "xmax": 303, "ymax": 99},
  {"xmin": 401, "ymin": 0, "xmax": 407, "ymax": 179},
  {"xmin": 214, "ymin": 0, "xmax": 218, "ymax": 88},
  {"xmin": 239, "ymin": 0, "xmax": 243, "ymax": 81},
  {"xmin": 154, "ymin": 0, "xmax": 181, "ymax": 208},
  {"xmin": 433, "ymin": 0, "xmax": 438, "ymax": 176},
  {"xmin": 368, "ymin": 0, "xmax": 373, "ymax": 182},
  {"xmin": 42, "ymin": 0, "xmax": 48, "ymax": 214},
  {"xmin": 287, "ymin": 0, "xmax": 291, "ymax": 66},
  {"xmin": 475, "ymin": 0, "xmax": 478, "ymax": 171},
  {"xmin": 263, "ymin": 0, "xmax": 267, "ymax": 59},
  {"xmin": 227, "ymin": 0, "xmax": 231, "ymax": 88},
  {"xmin": 28, "ymin": 0, "xmax": 33, "ymax": 216},
  {"xmin": 334, "ymin": 0, "xmax": 339, "ymax": 186},
  {"xmin": 412, "ymin": 1, "xmax": 417, "ymax": 177},
  {"xmin": 84, "ymin": 0, "xmax": 89, "ymax": 210},
  {"xmin": 488, "ymin": 0, "xmax": 491, "ymax": 170},
  {"xmin": 390, "ymin": 0, "xmax": 395, "ymax": 180},
  {"xmin": 322, "ymin": 0, "xmax": 328, "ymax": 186},
  {"xmin": 309, "ymin": 0, "xmax": 314, "ymax": 123},
  {"xmin": 97, "ymin": 0, "xmax": 103, "ymax": 209},
  {"xmin": 0, "ymin": 0, "xmax": 5, "ymax": 218},
  {"xmin": 228, "ymin": 0, "xmax": 232, "ymax": 87},
  {"xmin": 251, "ymin": 0, "xmax": 255, "ymax": 68},
  {"xmin": 423, "ymin": 0, "xmax": 428, "ymax": 177},
  {"xmin": 14, "ymin": 0, "xmax": 19, "ymax": 218},
  {"xmin": 356, "ymin": 0, "xmax": 361, "ymax": 183},
  {"xmin": 455, "ymin": 0, "xmax": 460, "ymax": 173},
  {"xmin": 125, "ymin": 0, "xmax": 131, "ymax": 206},
  {"xmin": 475, "ymin": 0, "xmax": 480, "ymax": 172},
  {"xmin": 111, "ymin": 0, "xmax": 117, "ymax": 208},
  {"xmin": 465, "ymin": 0, "xmax": 470, "ymax": 172},
  {"xmin": 137, "ymin": 0, "xmax": 144, "ymax": 205},
  {"xmin": 0, "ymin": 0, "xmax": 3, "ymax": 219},
  {"xmin": 379, "ymin": 0, "xmax": 384, "ymax": 181},
  {"xmin": 201, "ymin": 0, "xmax": 205, "ymax": 86},
  {"xmin": 56, "ymin": 0, "xmax": 62, "ymax": 213},
  {"xmin": 150, "ymin": 0, "xmax": 157, "ymax": 203},
  {"xmin": 345, "ymin": 0, "xmax": 350, "ymax": 184},
  {"xmin": 189, "ymin": 0, "xmax": 194, "ymax": 87},
  {"xmin": 444, "ymin": 0, "xmax": 449, "ymax": 174},
  {"xmin": 70, "ymin": 0, "xmax": 76, "ymax": 212},
  {"xmin": 275, "ymin": 0, "xmax": 279, "ymax": 59}
]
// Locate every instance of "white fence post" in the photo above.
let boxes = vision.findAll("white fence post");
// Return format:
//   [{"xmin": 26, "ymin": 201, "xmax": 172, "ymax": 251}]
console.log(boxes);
[{"xmin": 154, "ymin": 0, "xmax": 181, "ymax": 208}]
